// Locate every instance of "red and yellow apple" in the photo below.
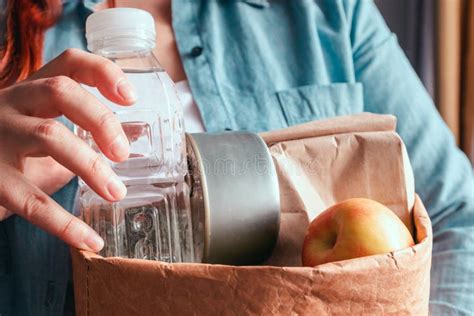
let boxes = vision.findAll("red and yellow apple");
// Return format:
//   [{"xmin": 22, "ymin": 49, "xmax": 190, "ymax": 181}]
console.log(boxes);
[{"xmin": 302, "ymin": 198, "xmax": 415, "ymax": 267}]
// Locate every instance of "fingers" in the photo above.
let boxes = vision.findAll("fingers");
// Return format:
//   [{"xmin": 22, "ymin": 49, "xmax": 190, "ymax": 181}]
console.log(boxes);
[
  {"xmin": 6, "ymin": 77, "xmax": 130, "ymax": 162},
  {"xmin": 11, "ymin": 115, "xmax": 127, "ymax": 201},
  {"xmin": 23, "ymin": 157, "xmax": 75, "ymax": 195},
  {"xmin": 28, "ymin": 48, "xmax": 136, "ymax": 105},
  {"xmin": 0, "ymin": 165, "xmax": 103, "ymax": 252}
]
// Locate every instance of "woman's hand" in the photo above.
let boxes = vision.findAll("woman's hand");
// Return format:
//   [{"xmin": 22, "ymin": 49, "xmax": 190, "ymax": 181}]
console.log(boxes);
[
  {"xmin": 0, "ymin": 48, "xmax": 136, "ymax": 252},
  {"xmin": 0, "ymin": 156, "xmax": 76, "ymax": 221}
]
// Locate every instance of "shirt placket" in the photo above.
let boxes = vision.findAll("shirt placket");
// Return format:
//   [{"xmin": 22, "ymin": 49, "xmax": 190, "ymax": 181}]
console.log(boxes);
[{"xmin": 172, "ymin": 0, "xmax": 234, "ymax": 132}]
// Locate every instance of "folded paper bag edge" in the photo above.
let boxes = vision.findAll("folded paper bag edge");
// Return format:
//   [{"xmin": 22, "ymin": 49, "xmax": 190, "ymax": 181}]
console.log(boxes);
[{"xmin": 260, "ymin": 112, "xmax": 397, "ymax": 144}]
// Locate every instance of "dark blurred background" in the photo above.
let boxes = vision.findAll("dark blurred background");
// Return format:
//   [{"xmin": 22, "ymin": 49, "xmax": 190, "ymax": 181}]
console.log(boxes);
[{"xmin": 375, "ymin": 0, "xmax": 474, "ymax": 165}]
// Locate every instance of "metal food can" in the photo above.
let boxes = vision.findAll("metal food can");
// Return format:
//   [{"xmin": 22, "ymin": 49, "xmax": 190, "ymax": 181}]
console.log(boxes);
[{"xmin": 186, "ymin": 132, "xmax": 281, "ymax": 265}]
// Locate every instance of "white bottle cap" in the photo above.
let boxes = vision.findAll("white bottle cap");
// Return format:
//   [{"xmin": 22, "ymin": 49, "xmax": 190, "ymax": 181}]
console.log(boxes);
[{"xmin": 86, "ymin": 8, "xmax": 156, "ymax": 53}]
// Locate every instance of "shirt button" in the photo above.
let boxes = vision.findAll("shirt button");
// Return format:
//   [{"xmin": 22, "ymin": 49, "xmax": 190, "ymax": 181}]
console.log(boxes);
[{"xmin": 190, "ymin": 46, "xmax": 203, "ymax": 57}]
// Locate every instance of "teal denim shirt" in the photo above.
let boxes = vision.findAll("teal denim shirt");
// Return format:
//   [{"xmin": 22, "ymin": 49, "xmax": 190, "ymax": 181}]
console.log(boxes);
[{"xmin": 1, "ymin": 0, "xmax": 473, "ymax": 315}]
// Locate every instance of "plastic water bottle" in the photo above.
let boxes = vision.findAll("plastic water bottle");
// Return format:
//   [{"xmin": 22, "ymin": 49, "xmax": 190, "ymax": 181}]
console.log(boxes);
[{"xmin": 75, "ymin": 8, "xmax": 198, "ymax": 263}]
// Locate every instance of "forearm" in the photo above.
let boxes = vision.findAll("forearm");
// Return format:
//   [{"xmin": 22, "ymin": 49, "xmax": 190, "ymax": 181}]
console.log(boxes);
[{"xmin": 430, "ymin": 202, "xmax": 474, "ymax": 315}]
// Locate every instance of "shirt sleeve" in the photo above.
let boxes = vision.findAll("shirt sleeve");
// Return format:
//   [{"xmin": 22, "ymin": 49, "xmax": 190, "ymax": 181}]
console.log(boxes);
[{"xmin": 343, "ymin": 0, "xmax": 474, "ymax": 314}]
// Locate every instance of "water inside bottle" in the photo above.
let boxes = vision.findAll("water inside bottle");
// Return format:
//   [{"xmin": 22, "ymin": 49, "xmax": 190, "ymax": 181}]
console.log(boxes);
[{"xmin": 77, "ymin": 69, "xmax": 200, "ymax": 263}]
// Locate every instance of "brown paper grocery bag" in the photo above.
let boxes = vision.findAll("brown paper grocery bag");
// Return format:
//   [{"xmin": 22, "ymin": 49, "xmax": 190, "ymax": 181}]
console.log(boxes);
[
  {"xmin": 72, "ymin": 113, "xmax": 432, "ymax": 315},
  {"xmin": 261, "ymin": 113, "xmax": 416, "ymax": 267}
]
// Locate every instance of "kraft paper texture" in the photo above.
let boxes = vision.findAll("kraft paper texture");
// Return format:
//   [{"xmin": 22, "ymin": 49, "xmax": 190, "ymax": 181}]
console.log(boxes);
[{"xmin": 72, "ymin": 113, "xmax": 432, "ymax": 315}]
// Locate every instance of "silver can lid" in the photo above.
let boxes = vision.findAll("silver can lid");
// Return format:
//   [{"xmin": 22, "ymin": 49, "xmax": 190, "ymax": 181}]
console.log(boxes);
[{"xmin": 186, "ymin": 132, "xmax": 280, "ymax": 265}]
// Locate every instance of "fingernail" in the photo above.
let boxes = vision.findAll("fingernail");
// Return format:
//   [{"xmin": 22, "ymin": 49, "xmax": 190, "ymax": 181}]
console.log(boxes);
[
  {"xmin": 117, "ymin": 78, "xmax": 137, "ymax": 102},
  {"xmin": 110, "ymin": 134, "xmax": 129, "ymax": 160},
  {"xmin": 107, "ymin": 174, "xmax": 127, "ymax": 200},
  {"xmin": 84, "ymin": 230, "xmax": 104, "ymax": 252}
]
